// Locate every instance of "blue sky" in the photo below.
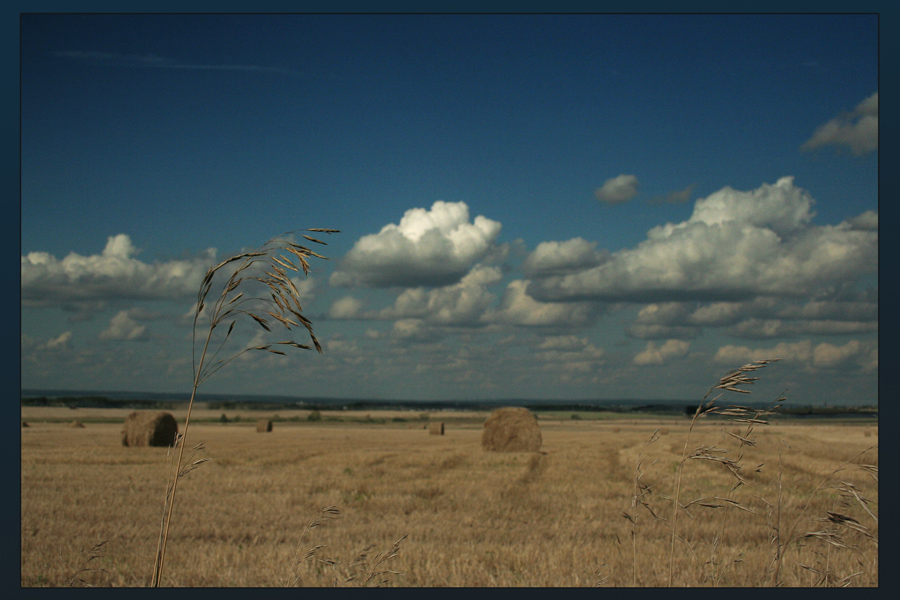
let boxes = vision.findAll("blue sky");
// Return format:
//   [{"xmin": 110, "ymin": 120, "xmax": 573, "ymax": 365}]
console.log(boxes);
[{"xmin": 20, "ymin": 14, "xmax": 878, "ymax": 405}]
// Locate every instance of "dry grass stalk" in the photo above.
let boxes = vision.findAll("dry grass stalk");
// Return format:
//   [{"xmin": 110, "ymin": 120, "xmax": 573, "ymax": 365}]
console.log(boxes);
[
  {"xmin": 667, "ymin": 358, "xmax": 782, "ymax": 587},
  {"xmin": 67, "ymin": 541, "xmax": 108, "ymax": 587},
  {"xmin": 360, "ymin": 535, "xmax": 408, "ymax": 587},
  {"xmin": 289, "ymin": 505, "xmax": 341, "ymax": 586},
  {"xmin": 289, "ymin": 506, "xmax": 406, "ymax": 587},
  {"xmin": 152, "ymin": 228, "xmax": 337, "ymax": 587},
  {"xmin": 772, "ymin": 444, "xmax": 878, "ymax": 586},
  {"xmin": 622, "ymin": 428, "xmax": 664, "ymax": 586}
]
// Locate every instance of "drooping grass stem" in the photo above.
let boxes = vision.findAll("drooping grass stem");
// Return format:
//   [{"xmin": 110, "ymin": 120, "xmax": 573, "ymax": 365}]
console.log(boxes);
[
  {"xmin": 667, "ymin": 359, "xmax": 780, "ymax": 587},
  {"xmin": 149, "ymin": 229, "xmax": 337, "ymax": 587}
]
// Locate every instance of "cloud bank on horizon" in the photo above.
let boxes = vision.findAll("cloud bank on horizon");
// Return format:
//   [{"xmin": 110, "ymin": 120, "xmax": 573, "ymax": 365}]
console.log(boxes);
[{"xmin": 22, "ymin": 173, "xmax": 877, "ymax": 403}]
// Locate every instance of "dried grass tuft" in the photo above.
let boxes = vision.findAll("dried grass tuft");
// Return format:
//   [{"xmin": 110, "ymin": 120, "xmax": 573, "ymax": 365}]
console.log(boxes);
[
  {"xmin": 666, "ymin": 358, "xmax": 785, "ymax": 587},
  {"xmin": 152, "ymin": 228, "xmax": 337, "ymax": 587},
  {"xmin": 289, "ymin": 506, "xmax": 407, "ymax": 587}
]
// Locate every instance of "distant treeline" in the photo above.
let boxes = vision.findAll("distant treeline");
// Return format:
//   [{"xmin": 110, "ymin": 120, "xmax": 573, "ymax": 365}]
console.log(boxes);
[
  {"xmin": 21, "ymin": 394, "xmax": 876, "ymax": 419},
  {"xmin": 774, "ymin": 405, "xmax": 878, "ymax": 417},
  {"xmin": 21, "ymin": 396, "xmax": 177, "ymax": 410}
]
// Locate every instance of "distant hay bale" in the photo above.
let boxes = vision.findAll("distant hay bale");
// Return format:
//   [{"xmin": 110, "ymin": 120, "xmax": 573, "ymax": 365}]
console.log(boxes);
[
  {"xmin": 121, "ymin": 411, "xmax": 178, "ymax": 447},
  {"xmin": 256, "ymin": 419, "xmax": 273, "ymax": 433},
  {"xmin": 69, "ymin": 420, "xmax": 85, "ymax": 428},
  {"xmin": 481, "ymin": 407, "xmax": 542, "ymax": 452},
  {"xmin": 22, "ymin": 421, "xmax": 29, "ymax": 428},
  {"xmin": 429, "ymin": 422, "xmax": 444, "ymax": 435}
]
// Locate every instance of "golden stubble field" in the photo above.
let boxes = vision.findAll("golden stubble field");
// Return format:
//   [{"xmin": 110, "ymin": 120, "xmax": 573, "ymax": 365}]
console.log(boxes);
[{"xmin": 20, "ymin": 407, "xmax": 878, "ymax": 587}]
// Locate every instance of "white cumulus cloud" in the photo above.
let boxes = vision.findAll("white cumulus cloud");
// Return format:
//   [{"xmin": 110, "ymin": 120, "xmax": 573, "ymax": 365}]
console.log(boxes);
[
  {"xmin": 535, "ymin": 334, "xmax": 605, "ymax": 373},
  {"xmin": 686, "ymin": 175, "xmax": 815, "ymax": 237},
  {"xmin": 328, "ymin": 295, "xmax": 366, "ymax": 320},
  {"xmin": 330, "ymin": 265, "xmax": 503, "ymax": 327},
  {"xmin": 802, "ymin": 92, "xmax": 878, "ymax": 155},
  {"xmin": 99, "ymin": 310, "xmax": 148, "ymax": 341},
  {"xmin": 45, "ymin": 331, "xmax": 73, "ymax": 350},
  {"xmin": 329, "ymin": 201, "xmax": 502, "ymax": 288},
  {"xmin": 488, "ymin": 279, "xmax": 595, "ymax": 327},
  {"xmin": 378, "ymin": 265, "xmax": 503, "ymax": 325},
  {"xmin": 529, "ymin": 177, "xmax": 876, "ymax": 303},
  {"xmin": 813, "ymin": 340, "xmax": 863, "ymax": 369},
  {"xmin": 714, "ymin": 339, "xmax": 876, "ymax": 373},
  {"xmin": 633, "ymin": 339, "xmax": 691, "ymax": 365},
  {"xmin": 595, "ymin": 174, "xmax": 639, "ymax": 203},
  {"xmin": 521, "ymin": 238, "xmax": 610, "ymax": 277},
  {"xmin": 627, "ymin": 295, "xmax": 876, "ymax": 340},
  {"xmin": 21, "ymin": 234, "xmax": 215, "ymax": 306},
  {"xmin": 390, "ymin": 318, "xmax": 443, "ymax": 342},
  {"xmin": 713, "ymin": 341, "xmax": 813, "ymax": 365}
]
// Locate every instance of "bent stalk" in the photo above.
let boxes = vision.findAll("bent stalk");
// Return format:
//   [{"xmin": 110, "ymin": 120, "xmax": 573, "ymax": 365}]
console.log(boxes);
[{"xmin": 150, "ymin": 228, "xmax": 337, "ymax": 587}]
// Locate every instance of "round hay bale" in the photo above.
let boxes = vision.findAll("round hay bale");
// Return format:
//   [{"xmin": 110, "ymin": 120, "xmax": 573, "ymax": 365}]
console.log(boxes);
[
  {"xmin": 121, "ymin": 411, "xmax": 178, "ymax": 447},
  {"xmin": 429, "ymin": 422, "xmax": 444, "ymax": 435},
  {"xmin": 481, "ymin": 407, "xmax": 542, "ymax": 452},
  {"xmin": 256, "ymin": 419, "xmax": 273, "ymax": 433},
  {"xmin": 69, "ymin": 419, "xmax": 85, "ymax": 428},
  {"xmin": 22, "ymin": 421, "xmax": 29, "ymax": 428}
]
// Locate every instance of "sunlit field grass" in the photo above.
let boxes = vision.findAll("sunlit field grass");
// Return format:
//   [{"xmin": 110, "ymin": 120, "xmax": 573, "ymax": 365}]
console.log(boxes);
[{"xmin": 21, "ymin": 407, "xmax": 877, "ymax": 587}]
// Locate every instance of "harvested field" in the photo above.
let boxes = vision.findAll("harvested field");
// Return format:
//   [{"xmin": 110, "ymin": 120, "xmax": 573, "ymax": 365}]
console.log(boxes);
[{"xmin": 21, "ymin": 409, "xmax": 877, "ymax": 587}]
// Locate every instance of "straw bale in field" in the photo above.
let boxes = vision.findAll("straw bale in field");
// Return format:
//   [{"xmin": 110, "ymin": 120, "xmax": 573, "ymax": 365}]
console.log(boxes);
[
  {"xmin": 256, "ymin": 419, "xmax": 273, "ymax": 433},
  {"xmin": 481, "ymin": 407, "xmax": 542, "ymax": 452},
  {"xmin": 429, "ymin": 422, "xmax": 444, "ymax": 435},
  {"xmin": 22, "ymin": 421, "xmax": 29, "ymax": 428},
  {"xmin": 121, "ymin": 411, "xmax": 178, "ymax": 447},
  {"xmin": 69, "ymin": 420, "xmax": 85, "ymax": 428}
]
